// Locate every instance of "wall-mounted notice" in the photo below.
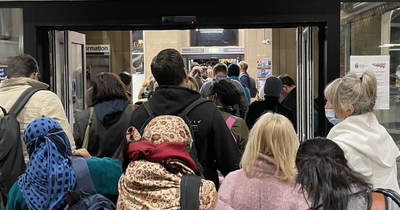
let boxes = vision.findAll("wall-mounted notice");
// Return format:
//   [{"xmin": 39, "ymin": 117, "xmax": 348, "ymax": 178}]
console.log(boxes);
[
  {"xmin": 257, "ymin": 78, "xmax": 266, "ymax": 89},
  {"xmin": 350, "ymin": 55, "xmax": 390, "ymax": 110},
  {"xmin": 256, "ymin": 58, "xmax": 271, "ymax": 69},
  {"xmin": 86, "ymin": 45, "xmax": 110, "ymax": 53},
  {"xmin": 0, "ymin": 65, "xmax": 7, "ymax": 82}
]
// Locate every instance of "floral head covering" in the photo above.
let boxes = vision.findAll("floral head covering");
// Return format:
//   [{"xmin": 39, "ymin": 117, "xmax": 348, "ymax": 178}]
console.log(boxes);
[
  {"xmin": 18, "ymin": 117, "xmax": 76, "ymax": 210},
  {"xmin": 118, "ymin": 115, "xmax": 217, "ymax": 209}
]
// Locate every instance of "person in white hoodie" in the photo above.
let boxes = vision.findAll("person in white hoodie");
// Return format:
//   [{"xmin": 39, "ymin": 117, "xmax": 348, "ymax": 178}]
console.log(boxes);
[{"xmin": 325, "ymin": 70, "xmax": 400, "ymax": 193}]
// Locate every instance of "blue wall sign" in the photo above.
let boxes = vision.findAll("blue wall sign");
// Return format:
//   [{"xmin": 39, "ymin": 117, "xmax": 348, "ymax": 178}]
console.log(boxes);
[{"xmin": 0, "ymin": 65, "xmax": 7, "ymax": 83}]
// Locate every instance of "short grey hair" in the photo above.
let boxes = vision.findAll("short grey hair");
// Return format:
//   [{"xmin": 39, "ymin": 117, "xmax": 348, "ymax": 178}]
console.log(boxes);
[{"xmin": 324, "ymin": 71, "xmax": 377, "ymax": 115}]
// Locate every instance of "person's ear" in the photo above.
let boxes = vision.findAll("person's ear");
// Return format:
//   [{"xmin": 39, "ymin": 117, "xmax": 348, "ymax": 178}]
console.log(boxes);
[
  {"xmin": 29, "ymin": 72, "xmax": 38, "ymax": 80},
  {"xmin": 345, "ymin": 105, "xmax": 354, "ymax": 116},
  {"xmin": 183, "ymin": 68, "xmax": 188, "ymax": 80}
]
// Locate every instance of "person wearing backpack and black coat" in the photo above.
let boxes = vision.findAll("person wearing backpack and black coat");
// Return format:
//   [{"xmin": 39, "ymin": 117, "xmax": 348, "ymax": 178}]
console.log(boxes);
[
  {"xmin": 130, "ymin": 49, "xmax": 241, "ymax": 188},
  {"xmin": 245, "ymin": 76, "xmax": 295, "ymax": 130},
  {"xmin": 74, "ymin": 72, "xmax": 132, "ymax": 158}
]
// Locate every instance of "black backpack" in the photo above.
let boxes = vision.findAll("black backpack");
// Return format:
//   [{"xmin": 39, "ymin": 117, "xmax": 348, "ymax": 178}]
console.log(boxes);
[
  {"xmin": 0, "ymin": 87, "xmax": 40, "ymax": 206},
  {"xmin": 140, "ymin": 97, "xmax": 211, "ymax": 175},
  {"xmin": 239, "ymin": 73, "xmax": 257, "ymax": 98}
]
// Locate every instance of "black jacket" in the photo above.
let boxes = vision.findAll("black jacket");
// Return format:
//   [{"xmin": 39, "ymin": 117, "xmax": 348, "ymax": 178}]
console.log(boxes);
[
  {"xmin": 74, "ymin": 99, "xmax": 132, "ymax": 158},
  {"xmin": 130, "ymin": 86, "xmax": 240, "ymax": 188},
  {"xmin": 282, "ymin": 87, "xmax": 297, "ymax": 122},
  {"xmin": 245, "ymin": 96, "xmax": 295, "ymax": 129}
]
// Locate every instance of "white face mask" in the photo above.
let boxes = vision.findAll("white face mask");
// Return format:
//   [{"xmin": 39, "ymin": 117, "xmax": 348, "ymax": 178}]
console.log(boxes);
[{"xmin": 325, "ymin": 109, "xmax": 343, "ymax": 125}]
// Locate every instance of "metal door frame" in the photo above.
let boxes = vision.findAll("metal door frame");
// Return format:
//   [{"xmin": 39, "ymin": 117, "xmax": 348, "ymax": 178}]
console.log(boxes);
[
  {"xmin": 50, "ymin": 30, "xmax": 86, "ymax": 131},
  {"xmin": 297, "ymin": 26, "xmax": 314, "ymax": 142}
]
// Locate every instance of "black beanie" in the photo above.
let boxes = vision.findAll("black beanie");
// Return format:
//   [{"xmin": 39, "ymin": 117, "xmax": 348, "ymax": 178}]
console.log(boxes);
[
  {"xmin": 264, "ymin": 76, "xmax": 282, "ymax": 98},
  {"xmin": 227, "ymin": 63, "xmax": 240, "ymax": 77}
]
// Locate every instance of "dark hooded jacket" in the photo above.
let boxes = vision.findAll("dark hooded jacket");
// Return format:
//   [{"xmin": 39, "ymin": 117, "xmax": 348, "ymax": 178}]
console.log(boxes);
[
  {"xmin": 246, "ymin": 96, "xmax": 295, "ymax": 130},
  {"xmin": 130, "ymin": 86, "xmax": 240, "ymax": 188},
  {"xmin": 74, "ymin": 99, "xmax": 132, "ymax": 158}
]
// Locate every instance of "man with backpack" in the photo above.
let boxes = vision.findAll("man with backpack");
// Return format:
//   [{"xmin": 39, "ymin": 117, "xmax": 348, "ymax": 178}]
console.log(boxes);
[
  {"xmin": 0, "ymin": 55, "xmax": 73, "ymax": 203},
  {"xmin": 238, "ymin": 61, "xmax": 258, "ymax": 98},
  {"xmin": 130, "ymin": 49, "xmax": 240, "ymax": 188}
]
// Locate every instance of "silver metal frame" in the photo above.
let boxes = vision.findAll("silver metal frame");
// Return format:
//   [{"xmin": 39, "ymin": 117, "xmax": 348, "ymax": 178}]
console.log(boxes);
[
  {"xmin": 296, "ymin": 26, "xmax": 314, "ymax": 142},
  {"xmin": 50, "ymin": 30, "xmax": 86, "ymax": 133}
]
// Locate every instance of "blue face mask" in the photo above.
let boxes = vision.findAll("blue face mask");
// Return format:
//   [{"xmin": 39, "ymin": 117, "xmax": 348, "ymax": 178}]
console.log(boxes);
[{"xmin": 325, "ymin": 109, "xmax": 343, "ymax": 125}]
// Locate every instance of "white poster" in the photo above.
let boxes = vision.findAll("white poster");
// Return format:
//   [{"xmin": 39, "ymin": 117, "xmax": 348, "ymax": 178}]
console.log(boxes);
[{"xmin": 350, "ymin": 55, "xmax": 390, "ymax": 110}]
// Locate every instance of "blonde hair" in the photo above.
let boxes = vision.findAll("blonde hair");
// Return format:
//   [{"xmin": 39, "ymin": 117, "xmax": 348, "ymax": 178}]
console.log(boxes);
[
  {"xmin": 190, "ymin": 66, "xmax": 203, "ymax": 89},
  {"xmin": 324, "ymin": 71, "xmax": 377, "ymax": 115},
  {"xmin": 240, "ymin": 112, "xmax": 299, "ymax": 181},
  {"xmin": 239, "ymin": 61, "xmax": 248, "ymax": 71},
  {"xmin": 186, "ymin": 76, "xmax": 199, "ymax": 91},
  {"xmin": 206, "ymin": 69, "xmax": 214, "ymax": 79}
]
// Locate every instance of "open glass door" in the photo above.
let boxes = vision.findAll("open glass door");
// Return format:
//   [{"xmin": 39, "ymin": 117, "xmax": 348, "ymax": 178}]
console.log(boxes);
[
  {"xmin": 297, "ymin": 26, "xmax": 315, "ymax": 142},
  {"xmin": 50, "ymin": 30, "xmax": 86, "ymax": 132}
]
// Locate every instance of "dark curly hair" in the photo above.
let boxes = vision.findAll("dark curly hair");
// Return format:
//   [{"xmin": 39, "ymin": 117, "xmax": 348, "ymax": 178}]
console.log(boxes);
[{"xmin": 210, "ymin": 79, "xmax": 241, "ymax": 107}]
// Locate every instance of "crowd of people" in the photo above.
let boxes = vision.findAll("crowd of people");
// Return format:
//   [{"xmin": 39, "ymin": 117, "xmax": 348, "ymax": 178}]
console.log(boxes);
[{"xmin": 0, "ymin": 50, "xmax": 400, "ymax": 210}]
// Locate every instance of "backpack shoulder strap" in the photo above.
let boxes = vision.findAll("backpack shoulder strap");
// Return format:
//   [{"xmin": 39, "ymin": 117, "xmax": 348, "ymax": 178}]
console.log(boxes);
[
  {"xmin": 180, "ymin": 174, "xmax": 201, "ymax": 210},
  {"xmin": 180, "ymin": 98, "xmax": 209, "ymax": 117},
  {"xmin": 143, "ymin": 101, "xmax": 154, "ymax": 117},
  {"xmin": 225, "ymin": 115, "xmax": 238, "ymax": 130},
  {"xmin": 371, "ymin": 192, "xmax": 387, "ymax": 210},
  {"xmin": 82, "ymin": 107, "xmax": 94, "ymax": 149},
  {"xmin": 69, "ymin": 156, "xmax": 97, "ymax": 197},
  {"xmin": 139, "ymin": 102, "xmax": 157, "ymax": 134},
  {"xmin": 8, "ymin": 87, "xmax": 40, "ymax": 115}
]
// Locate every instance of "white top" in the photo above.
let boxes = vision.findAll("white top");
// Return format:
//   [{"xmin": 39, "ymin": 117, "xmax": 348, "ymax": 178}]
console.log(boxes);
[{"xmin": 327, "ymin": 112, "xmax": 400, "ymax": 193}]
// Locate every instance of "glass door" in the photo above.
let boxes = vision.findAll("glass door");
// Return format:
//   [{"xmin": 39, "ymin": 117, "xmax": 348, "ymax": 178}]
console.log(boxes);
[
  {"xmin": 50, "ymin": 30, "xmax": 86, "ymax": 132},
  {"xmin": 297, "ymin": 26, "xmax": 315, "ymax": 142}
]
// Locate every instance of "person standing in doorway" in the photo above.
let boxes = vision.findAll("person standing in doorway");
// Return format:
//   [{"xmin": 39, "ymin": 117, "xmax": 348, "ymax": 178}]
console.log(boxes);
[{"xmin": 279, "ymin": 74, "xmax": 297, "ymax": 125}]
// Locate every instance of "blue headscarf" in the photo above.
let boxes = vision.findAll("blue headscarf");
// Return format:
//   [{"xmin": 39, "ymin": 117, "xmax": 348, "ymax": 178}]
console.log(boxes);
[{"xmin": 19, "ymin": 117, "xmax": 76, "ymax": 210}]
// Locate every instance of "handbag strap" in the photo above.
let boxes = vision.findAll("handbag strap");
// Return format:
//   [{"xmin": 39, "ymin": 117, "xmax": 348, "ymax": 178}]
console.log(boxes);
[
  {"xmin": 371, "ymin": 192, "xmax": 387, "ymax": 210},
  {"xmin": 82, "ymin": 107, "xmax": 94, "ymax": 149}
]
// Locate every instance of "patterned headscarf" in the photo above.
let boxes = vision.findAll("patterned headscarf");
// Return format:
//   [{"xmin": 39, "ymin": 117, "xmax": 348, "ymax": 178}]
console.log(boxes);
[
  {"xmin": 118, "ymin": 115, "xmax": 217, "ymax": 209},
  {"xmin": 19, "ymin": 117, "xmax": 76, "ymax": 210}
]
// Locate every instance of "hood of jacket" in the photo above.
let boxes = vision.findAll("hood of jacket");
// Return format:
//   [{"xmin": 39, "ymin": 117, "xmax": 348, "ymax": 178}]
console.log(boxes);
[
  {"xmin": 229, "ymin": 76, "xmax": 239, "ymax": 82},
  {"xmin": 327, "ymin": 112, "xmax": 400, "ymax": 168},
  {"xmin": 94, "ymin": 99, "xmax": 128, "ymax": 126},
  {"xmin": 0, "ymin": 77, "xmax": 48, "ymax": 91},
  {"xmin": 148, "ymin": 86, "xmax": 201, "ymax": 115}
]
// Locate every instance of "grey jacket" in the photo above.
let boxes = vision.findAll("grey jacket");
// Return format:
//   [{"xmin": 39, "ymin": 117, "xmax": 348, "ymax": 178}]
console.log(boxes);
[
  {"xmin": 314, "ymin": 187, "xmax": 400, "ymax": 210},
  {"xmin": 199, "ymin": 74, "xmax": 249, "ymax": 118}
]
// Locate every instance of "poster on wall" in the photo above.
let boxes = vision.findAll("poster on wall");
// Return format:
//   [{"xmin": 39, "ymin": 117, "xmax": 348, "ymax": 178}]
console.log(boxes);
[
  {"xmin": 0, "ymin": 65, "xmax": 7, "ymax": 83},
  {"xmin": 256, "ymin": 58, "xmax": 272, "ymax": 70},
  {"xmin": 257, "ymin": 78, "xmax": 266, "ymax": 89},
  {"xmin": 350, "ymin": 55, "xmax": 390, "ymax": 110}
]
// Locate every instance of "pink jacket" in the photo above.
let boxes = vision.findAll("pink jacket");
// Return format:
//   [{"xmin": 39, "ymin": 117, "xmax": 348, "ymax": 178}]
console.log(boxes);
[{"xmin": 216, "ymin": 154, "xmax": 308, "ymax": 210}]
